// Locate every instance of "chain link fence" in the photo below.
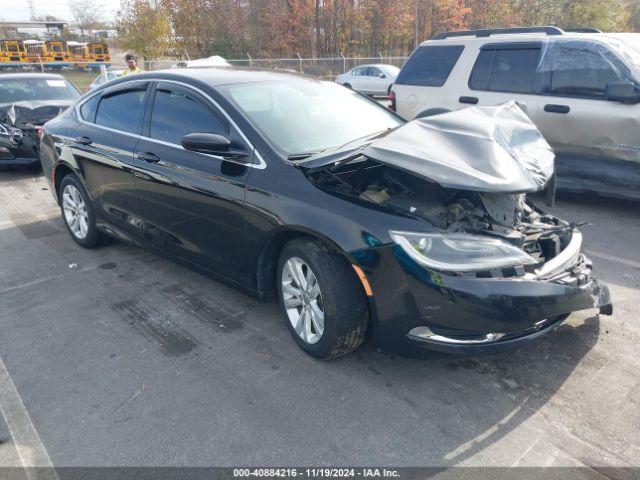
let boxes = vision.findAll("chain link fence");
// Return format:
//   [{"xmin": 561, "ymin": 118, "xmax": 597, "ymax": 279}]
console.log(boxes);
[{"xmin": 3, "ymin": 55, "xmax": 408, "ymax": 93}]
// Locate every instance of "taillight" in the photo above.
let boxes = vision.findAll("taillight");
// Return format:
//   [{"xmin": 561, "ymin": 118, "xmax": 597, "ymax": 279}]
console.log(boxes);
[{"xmin": 388, "ymin": 89, "xmax": 396, "ymax": 111}]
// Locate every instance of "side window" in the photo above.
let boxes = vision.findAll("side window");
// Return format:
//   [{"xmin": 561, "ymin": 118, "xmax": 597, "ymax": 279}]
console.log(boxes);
[
  {"xmin": 468, "ymin": 50, "xmax": 494, "ymax": 91},
  {"xmin": 368, "ymin": 67, "xmax": 381, "ymax": 77},
  {"xmin": 490, "ymin": 49, "xmax": 540, "ymax": 93},
  {"xmin": 547, "ymin": 42, "xmax": 629, "ymax": 98},
  {"xmin": 352, "ymin": 67, "xmax": 364, "ymax": 76},
  {"xmin": 80, "ymin": 94, "xmax": 100, "ymax": 122},
  {"xmin": 150, "ymin": 85, "xmax": 228, "ymax": 145},
  {"xmin": 95, "ymin": 88, "xmax": 147, "ymax": 133},
  {"xmin": 395, "ymin": 45, "xmax": 464, "ymax": 87},
  {"xmin": 469, "ymin": 46, "xmax": 540, "ymax": 94}
]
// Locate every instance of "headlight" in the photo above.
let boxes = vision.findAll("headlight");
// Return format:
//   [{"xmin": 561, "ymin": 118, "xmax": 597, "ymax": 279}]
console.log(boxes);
[{"xmin": 390, "ymin": 231, "xmax": 537, "ymax": 272}]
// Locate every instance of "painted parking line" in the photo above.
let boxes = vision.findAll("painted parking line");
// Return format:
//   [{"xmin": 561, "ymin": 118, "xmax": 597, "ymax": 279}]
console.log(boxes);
[
  {"xmin": 0, "ymin": 355, "xmax": 57, "ymax": 479},
  {"xmin": 586, "ymin": 250, "xmax": 640, "ymax": 270}
]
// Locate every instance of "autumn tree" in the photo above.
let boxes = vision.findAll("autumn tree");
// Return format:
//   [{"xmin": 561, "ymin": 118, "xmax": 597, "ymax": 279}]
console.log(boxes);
[{"xmin": 117, "ymin": 0, "xmax": 174, "ymax": 60}]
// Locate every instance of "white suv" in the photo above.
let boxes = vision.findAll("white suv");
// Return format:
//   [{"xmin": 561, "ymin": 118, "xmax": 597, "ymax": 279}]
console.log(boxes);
[{"xmin": 391, "ymin": 27, "xmax": 640, "ymax": 200}]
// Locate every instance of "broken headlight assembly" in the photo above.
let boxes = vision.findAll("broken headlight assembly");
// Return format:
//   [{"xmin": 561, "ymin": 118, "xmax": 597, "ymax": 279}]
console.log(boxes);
[{"xmin": 390, "ymin": 231, "xmax": 537, "ymax": 273}]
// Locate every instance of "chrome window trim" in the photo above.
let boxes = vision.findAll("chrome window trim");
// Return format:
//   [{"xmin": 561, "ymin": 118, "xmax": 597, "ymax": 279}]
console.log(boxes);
[{"xmin": 74, "ymin": 77, "xmax": 266, "ymax": 169}]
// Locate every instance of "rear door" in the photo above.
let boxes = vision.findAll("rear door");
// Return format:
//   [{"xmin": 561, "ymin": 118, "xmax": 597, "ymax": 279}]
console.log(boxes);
[
  {"xmin": 131, "ymin": 81, "xmax": 252, "ymax": 282},
  {"xmin": 72, "ymin": 81, "xmax": 150, "ymax": 238}
]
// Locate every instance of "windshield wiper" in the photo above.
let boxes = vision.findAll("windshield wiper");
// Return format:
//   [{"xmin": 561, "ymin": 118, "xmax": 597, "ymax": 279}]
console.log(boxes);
[{"xmin": 288, "ymin": 153, "xmax": 317, "ymax": 161}]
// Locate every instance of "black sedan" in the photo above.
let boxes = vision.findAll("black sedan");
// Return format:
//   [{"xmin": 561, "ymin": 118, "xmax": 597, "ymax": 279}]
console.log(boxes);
[
  {"xmin": 0, "ymin": 73, "xmax": 80, "ymax": 168},
  {"xmin": 40, "ymin": 68, "xmax": 612, "ymax": 358}
]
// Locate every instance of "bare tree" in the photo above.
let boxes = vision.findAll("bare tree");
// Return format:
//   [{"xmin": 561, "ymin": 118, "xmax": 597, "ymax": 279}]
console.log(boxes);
[{"xmin": 69, "ymin": 0, "xmax": 105, "ymax": 40}]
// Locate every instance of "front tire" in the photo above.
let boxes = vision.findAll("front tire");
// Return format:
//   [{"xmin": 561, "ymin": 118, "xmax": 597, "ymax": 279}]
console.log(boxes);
[
  {"xmin": 59, "ymin": 174, "xmax": 102, "ymax": 248},
  {"xmin": 277, "ymin": 239, "xmax": 369, "ymax": 359}
]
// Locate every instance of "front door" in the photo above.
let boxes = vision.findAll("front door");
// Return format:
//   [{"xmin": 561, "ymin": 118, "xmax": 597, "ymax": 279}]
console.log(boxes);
[
  {"xmin": 533, "ymin": 40, "xmax": 640, "ymax": 196},
  {"xmin": 131, "ymin": 82, "xmax": 251, "ymax": 282}
]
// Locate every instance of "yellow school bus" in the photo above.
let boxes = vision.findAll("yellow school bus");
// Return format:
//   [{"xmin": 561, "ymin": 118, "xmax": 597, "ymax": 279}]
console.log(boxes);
[
  {"xmin": 0, "ymin": 40, "xmax": 28, "ymax": 65},
  {"xmin": 26, "ymin": 40, "xmax": 71, "ymax": 67},
  {"xmin": 69, "ymin": 41, "xmax": 111, "ymax": 69}
]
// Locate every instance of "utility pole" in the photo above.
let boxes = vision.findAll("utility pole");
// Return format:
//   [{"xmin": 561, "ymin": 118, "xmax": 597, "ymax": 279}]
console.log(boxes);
[
  {"xmin": 27, "ymin": 0, "xmax": 36, "ymax": 20},
  {"xmin": 414, "ymin": 0, "xmax": 419, "ymax": 48}
]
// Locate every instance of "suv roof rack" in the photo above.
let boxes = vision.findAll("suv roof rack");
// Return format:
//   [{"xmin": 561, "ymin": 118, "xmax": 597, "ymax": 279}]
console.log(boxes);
[
  {"xmin": 564, "ymin": 28, "xmax": 602, "ymax": 33},
  {"xmin": 432, "ymin": 26, "xmax": 564, "ymax": 40}
]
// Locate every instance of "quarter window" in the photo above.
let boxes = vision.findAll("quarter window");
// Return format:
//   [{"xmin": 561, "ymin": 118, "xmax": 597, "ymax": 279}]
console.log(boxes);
[
  {"xmin": 395, "ymin": 45, "xmax": 464, "ymax": 87},
  {"xmin": 80, "ymin": 94, "xmax": 99, "ymax": 122},
  {"xmin": 150, "ymin": 86, "xmax": 227, "ymax": 145},
  {"xmin": 95, "ymin": 88, "xmax": 146, "ymax": 133}
]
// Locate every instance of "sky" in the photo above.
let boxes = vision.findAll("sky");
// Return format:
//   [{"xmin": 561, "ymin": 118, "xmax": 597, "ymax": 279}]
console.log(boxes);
[{"xmin": 0, "ymin": 0, "xmax": 120, "ymax": 23}]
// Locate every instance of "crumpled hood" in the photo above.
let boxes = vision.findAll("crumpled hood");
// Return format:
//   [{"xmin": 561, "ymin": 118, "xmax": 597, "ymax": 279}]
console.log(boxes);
[
  {"xmin": 302, "ymin": 101, "xmax": 555, "ymax": 193},
  {"xmin": 0, "ymin": 100, "xmax": 73, "ymax": 129}
]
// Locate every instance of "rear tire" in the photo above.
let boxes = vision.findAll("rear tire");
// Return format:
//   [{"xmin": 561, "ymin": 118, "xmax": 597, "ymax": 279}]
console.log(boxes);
[
  {"xmin": 277, "ymin": 238, "xmax": 369, "ymax": 359},
  {"xmin": 59, "ymin": 174, "xmax": 103, "ymax": 248}
]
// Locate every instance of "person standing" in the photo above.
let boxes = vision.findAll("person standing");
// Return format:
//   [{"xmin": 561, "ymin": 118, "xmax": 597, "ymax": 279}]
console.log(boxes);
[{"xmin": 122, "ymin": 53, "xmax": 141, "ymax": 76}]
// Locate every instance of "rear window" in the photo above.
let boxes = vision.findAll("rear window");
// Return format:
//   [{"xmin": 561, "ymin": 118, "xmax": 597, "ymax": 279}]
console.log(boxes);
[
  {"xmin": 395, "ymin": 45, "xmax": 464, "ymax": 87},
  {"xmin": 469, "ymin": 46, "xmax": 541, "ymax": 94},
  {"xmin": 95, "ymin": 89, "xmax": 146, "ymax": 134}
]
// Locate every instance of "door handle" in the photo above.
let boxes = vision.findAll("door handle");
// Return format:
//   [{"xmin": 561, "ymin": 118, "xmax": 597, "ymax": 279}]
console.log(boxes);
[
  {"xmin": 459, "ymin": 96, "xmax": 479, "ymax": 105},
  {"xmin": 544, "ymin": 104, "xmax": 570, "ymax": 114},
  {"xmin": 74, "ymin": 136, "xmax": 92, "ymax": 145},
  {"xmin": 136, "ymin": 151, "xmax": 160, "ymax": 163}
]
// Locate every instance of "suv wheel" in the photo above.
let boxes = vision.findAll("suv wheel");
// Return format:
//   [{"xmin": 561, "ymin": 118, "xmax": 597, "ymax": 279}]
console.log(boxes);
[
  {"xmin": 277, "ymin": 239, "xmax": 368, "ymax": 359},
  {"xmin": 59, "ymin": 174, "xmax": 103, "ymax": 248}
]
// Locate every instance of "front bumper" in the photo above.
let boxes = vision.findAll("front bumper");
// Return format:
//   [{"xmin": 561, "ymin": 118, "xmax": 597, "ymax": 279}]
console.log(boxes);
[{"xmin": 362, "ymin": 238, "xmax": 612, "ymax": 355}]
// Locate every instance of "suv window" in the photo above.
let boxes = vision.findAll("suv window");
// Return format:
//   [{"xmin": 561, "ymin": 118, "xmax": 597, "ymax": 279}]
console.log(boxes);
[
  {"xmin": 150, "ymin": 85, "xmax": 227, "ymax": 145},
  {"xmin": 395, "ymin": 45, "xmax": 464, "ymax": 87},
  {"xmin": 547, "ymin": 42, "xmax": 629, "ymax": 98},
  {"xmin": 469, "ymin": 46, "xmax": 540, "ymax": 94},
  {"xmin": 95, "ymin": 88, "xmax": 147, "ymax": 133}
]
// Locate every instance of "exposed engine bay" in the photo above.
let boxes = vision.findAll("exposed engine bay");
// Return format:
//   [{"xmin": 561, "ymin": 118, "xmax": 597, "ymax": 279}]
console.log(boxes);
[{"xmin": 308, "ymin": 158, "xmax": 574, "ymax": 267}]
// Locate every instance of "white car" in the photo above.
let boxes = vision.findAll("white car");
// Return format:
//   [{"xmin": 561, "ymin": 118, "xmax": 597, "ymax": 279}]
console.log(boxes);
[
  {"xmin": 172, "ymin": 55, "xmax": 230, "ymax": 68},
  {"xmin": 390, "ymin": 26, "xmax": 640, "ymax": 200},
  {"xmin": 89, "ymin": 70, "xmax": 123, "ymax": 89},
  {"xmin": 335, "ymin": 64, "xmax": 399, "ymax": 96}
]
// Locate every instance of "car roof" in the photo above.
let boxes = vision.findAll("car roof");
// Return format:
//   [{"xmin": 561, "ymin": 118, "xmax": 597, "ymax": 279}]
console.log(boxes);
[
  {"xmin": 113, "ymin": 67, "xmax": 318, "ymax": 87},
  {"xmin": 420, "ymin": 31, "xmax": 634, "ymax": 47},
  {"xmin": 0, "ymin": 73, "xmax": 66, "ymax": 80}
]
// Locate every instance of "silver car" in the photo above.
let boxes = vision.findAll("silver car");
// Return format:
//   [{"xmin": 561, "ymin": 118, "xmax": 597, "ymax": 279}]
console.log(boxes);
[
  {"xmin": 335, "ymin": 64, "xmax": 399, "ymax": 96},
  {"xmin": 89, "ymin": 70, "xmax": 124, "ymax": 90}
]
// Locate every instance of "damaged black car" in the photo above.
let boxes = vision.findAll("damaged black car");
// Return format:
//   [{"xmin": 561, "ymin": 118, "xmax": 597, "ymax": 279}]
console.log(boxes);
[
  {"xmin": 39, "ymin": 69, "xmax": 612, "ymax": 358},
  {"xmin": 0, "ymin": 73, "xmax": 80, "ymax": 169}
]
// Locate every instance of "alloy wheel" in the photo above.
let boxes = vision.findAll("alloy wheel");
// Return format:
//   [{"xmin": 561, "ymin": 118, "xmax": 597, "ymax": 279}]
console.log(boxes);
[
  {"xmin": 281, "ymin": 257, "xmax": 325, "ymax": 344},
  {"xmin": 62, "ymin": 184, "xmax": 89, "ymax": 240}
]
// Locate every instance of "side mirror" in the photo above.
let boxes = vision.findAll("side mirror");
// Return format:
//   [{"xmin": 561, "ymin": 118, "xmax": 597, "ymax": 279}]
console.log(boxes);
[
  {"xmin": 378, "ymin": 73, "xmax": 386, "ymax": 78},
  {"xmin": 605, "ymin": 82, "xmax": 639, "ymax": 103},
  {"xmin": 181, "ymin": 132, "xmax": 249, "ymax": 160}
]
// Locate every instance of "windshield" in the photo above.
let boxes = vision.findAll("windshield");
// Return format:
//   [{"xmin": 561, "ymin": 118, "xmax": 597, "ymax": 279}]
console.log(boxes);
[
  {"xmin": 0, "ymin": 78, "xmax": 80, "ymax": 103},
  {"xmin": 221, "ymin": 80, "xmax": 403, "ymax": 156},
  {"xmin": 379, "ymin": 65, "xmax": 400, "ymax": 76},
  {"xmin": 606, "ymin": 35, "xmax": 640, "ymax": 72}
]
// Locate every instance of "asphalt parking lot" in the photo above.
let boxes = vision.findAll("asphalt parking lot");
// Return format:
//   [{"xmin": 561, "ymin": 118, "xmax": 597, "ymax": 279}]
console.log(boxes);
[{"xmin": 0, "ymin": 166, "xmax": 638, "ymax": 470}]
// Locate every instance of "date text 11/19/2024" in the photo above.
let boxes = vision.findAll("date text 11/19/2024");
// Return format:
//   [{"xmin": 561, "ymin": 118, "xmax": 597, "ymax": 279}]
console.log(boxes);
[{"xmin": 233, "ymin": 468, "xmax": 400, "ymax": 478}]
